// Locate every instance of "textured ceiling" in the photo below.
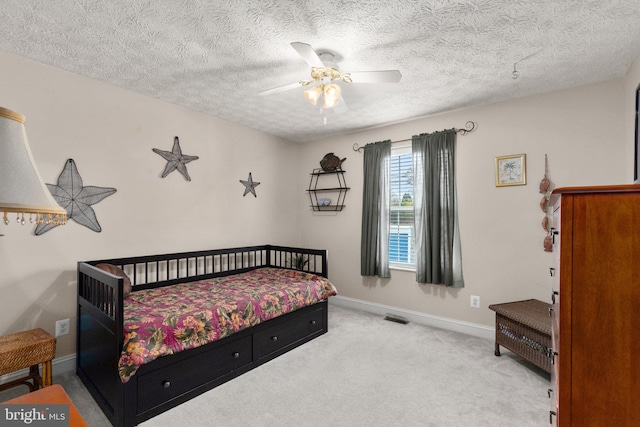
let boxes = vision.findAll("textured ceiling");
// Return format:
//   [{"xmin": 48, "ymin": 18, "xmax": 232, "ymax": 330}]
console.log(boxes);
[{"xmin": 1, "ymin": 1, "xmax": 640, "ymax": 143}]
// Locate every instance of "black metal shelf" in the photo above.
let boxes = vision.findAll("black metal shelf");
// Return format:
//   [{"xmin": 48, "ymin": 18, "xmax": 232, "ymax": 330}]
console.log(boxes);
[
  {"xmin": 308, "ymin": 204, "xmax": 347, "ymax": 211},
  {"xmin": 307, "ymin": 187, "xmax": 351, "ymax": 192},
  {"xmin": 310, "ymin": 169, "xmax": 347, "ymax": 176},
  {"xmin": 307, "ymin": 168, "xmax": 349, "ymax": 212}
]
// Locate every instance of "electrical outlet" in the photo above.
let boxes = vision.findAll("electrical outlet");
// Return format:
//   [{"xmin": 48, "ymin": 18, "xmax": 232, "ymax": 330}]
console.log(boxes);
[
  {"xmin": 470, "ymin": 295, "xmax": 480, "ymax": 308},
  {"xmin": 55, "ymin": 318, "xmax": 70, "ymax": 337}
]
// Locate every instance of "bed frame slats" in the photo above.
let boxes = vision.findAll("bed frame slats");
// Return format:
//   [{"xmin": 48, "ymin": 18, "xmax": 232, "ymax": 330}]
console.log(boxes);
[{"xmin": 80, "ymin": 245, "xmax": 326, "ymax": 294}]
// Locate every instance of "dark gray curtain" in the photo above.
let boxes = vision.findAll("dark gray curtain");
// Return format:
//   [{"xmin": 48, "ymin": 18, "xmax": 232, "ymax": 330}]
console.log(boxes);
[
  {"xmin": 360, "ymin": 140, "xmax": 391, "ymax": 278},
  {"xmin": 412, "ymin": 130, "xmax": 464, "ymax": 287}
]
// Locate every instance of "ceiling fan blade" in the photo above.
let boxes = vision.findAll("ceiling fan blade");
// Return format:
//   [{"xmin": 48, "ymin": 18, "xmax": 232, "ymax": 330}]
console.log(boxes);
[
  {"xmin": 258, "ymin": 81, "xmax": 302, "ymax": 96},
  {"xmin": 291, "ymin": 42, "xmax": 324, "ymax": 68},
  {"xmin": 348, "ymin": 70, "xmax": 402, "ymax": 83}
]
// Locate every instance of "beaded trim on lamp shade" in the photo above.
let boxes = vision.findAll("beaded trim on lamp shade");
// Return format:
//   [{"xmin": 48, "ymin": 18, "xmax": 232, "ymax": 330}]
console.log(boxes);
[{"xmin": 0, "ymin": 107, "xmax": 66, "ymax": 227}]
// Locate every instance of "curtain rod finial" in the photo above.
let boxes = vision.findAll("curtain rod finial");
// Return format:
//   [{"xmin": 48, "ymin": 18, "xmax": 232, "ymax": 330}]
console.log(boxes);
[{"xmin": 456, "ymin": 121, "xmax": 477, "ymax": 135}]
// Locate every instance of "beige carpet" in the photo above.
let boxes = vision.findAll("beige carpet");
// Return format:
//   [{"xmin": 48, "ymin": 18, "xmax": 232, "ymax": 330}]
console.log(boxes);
[{"xmin": 1, "ymin": 302, "xmax": 550, "ymax": 426}]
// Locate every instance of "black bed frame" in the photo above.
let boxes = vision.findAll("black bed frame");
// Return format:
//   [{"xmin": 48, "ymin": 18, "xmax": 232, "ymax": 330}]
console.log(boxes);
[{"xmin": 77, "ymin": 245, "xmax": 329, "ymax": 427}]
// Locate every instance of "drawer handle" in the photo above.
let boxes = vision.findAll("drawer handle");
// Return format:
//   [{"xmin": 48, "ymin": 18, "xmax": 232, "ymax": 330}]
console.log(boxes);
[
  {"xmin": 232, "ymin": 352, "xmax": 240, "ymax": 359},
  {"xmin": 549, "ymin": 267, "xmax": 555, "ymax": 277},
  {"xmin": 162, "ymin": 380, "xmax": 171, "ymax": 389},
  {"xmin": 271, "ymin": 336, "xmax": 278, "ymax": 342},
  {"xmin": 547, "ymin": 388, "xmax": 553, "ymax": 398},
  {"xmin": 549, "ymin": 410, "xmax": 557, "ymax": 424},
  {"xmin": 551, "ymin": 291, "xmax": 559, "ymax": 304},
  {"xmin": 310, "ymin": 320, "xmax": 317, "ymax": 326}
]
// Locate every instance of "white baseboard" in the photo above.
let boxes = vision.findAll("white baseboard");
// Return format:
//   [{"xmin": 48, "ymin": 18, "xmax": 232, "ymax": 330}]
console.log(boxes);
[
  {"xmin": 0, "ymin": 353, "xmax": 76, "ymax": 385},
  {"xmin": 329, "ymin": 295, "xmax": 494, "ymax": 340}
]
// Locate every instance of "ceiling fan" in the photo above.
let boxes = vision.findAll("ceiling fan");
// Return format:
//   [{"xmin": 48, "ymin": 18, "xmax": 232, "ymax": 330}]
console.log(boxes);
[{"xmin": 259, "ymin": 42, "xmax": 402, "ymax": 110}]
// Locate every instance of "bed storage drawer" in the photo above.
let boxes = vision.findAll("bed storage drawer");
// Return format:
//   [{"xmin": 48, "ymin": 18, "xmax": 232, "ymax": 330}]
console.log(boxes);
[
  {"xmin": 253, "ymin": 305, "xmax": 325, "ymax": 362},
  {"xmin": 137, "ymin": 335, "xmax": 252, "ymax": 413}
]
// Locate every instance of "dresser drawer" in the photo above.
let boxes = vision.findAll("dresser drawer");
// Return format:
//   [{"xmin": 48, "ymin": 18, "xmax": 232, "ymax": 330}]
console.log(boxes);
[
  {"xmin": 253, "ymin": 306, "xmax": 325, "ymax": 361},
  {"xmin": 137, "ymin": 335, "xmax": 252, "ymax": 413}
]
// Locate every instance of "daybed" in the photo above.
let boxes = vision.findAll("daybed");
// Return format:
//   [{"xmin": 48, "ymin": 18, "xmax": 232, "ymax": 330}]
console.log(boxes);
[{"xmin": 76, "ymin": 245, "xmax": 336, "ymax": 427}]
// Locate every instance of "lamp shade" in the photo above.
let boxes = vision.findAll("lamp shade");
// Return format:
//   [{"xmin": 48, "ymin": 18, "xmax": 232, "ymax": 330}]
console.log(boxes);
[
  {"xmin": 304, "ymin": 86, "xmax": 323, "ymax": 106},
  {"xmin": 0, "ymin": 107, "xmax": 66, "ymax": 226},
  {"xmin": 322, "ymin": 83, "xmax": 341, "ymax": 108}
]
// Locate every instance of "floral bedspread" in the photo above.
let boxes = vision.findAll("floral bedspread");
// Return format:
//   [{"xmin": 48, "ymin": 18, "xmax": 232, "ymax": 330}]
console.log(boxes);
[{"xmin": 119, "ymin": 267, "xmax": 337, "ymax": 382}]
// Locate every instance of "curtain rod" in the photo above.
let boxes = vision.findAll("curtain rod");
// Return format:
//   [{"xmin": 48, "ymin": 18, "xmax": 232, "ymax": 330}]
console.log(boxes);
[{"xmin": 352, "ymin": 121, "xmax": 477, "ymax": 153}]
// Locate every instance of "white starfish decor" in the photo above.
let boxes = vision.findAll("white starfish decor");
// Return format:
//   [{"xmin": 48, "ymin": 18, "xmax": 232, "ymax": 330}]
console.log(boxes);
[
  {"xmin": 35, "ymin": 159, "xmax": 116, "ymax": 235},
  {"xmin": 152, "ymin": 136, "xmax": 199, "ymax": 181},
  {"xmin": 239, "ymin": 172, "xmax": 260, "ymax": 197}
]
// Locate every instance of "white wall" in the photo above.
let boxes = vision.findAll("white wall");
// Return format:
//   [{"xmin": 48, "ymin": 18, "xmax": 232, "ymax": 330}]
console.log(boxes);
[
  {"xmin": 0, "ymin": 52, "xmax": 302, "ymax": 357},
  {"xmin": 299, "ymin": 77, "xmax": 629, "ymax": 328}
]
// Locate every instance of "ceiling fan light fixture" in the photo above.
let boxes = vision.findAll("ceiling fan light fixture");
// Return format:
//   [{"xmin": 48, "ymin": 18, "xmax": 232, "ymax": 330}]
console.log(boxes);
[
  {"xmin": 304, "ymin": 86, "xmax": 323, "ymax": 105},
  {"xmin": 260, "ymin": 42, "xmax": 402, "ymax": 113},
  {"xmin": 322, "ymin": 84, "xmax": 341, "ymax": 109}
]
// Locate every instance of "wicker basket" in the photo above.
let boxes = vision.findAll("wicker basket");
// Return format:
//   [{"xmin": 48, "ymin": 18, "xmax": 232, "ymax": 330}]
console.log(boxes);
[
  {"xmin": 0, "ymin": 328, "xmax": 56, "ymax": 376},
  {"xmin": 489, "ymin": 299, "xmax": 552, "ymax": 373}
]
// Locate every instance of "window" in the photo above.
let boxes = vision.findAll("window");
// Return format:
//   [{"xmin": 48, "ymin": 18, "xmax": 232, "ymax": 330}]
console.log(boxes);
[
  {"xmin": 389, "ymin": 143, "xmax": 415, "ymax": 268},
  {"xmin": 361, "ymin": 131, "xmax": 462, "ymax": 285}
]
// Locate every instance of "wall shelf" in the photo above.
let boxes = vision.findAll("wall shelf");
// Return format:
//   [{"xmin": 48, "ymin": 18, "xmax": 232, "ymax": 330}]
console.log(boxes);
[{"xmin": 307, "ymin": 168, "xmax": 350, "ymax": 212}]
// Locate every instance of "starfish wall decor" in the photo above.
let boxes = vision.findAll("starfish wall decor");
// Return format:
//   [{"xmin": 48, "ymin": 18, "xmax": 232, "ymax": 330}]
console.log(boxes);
[
  {"xmin": 240, "ymin": 172, "xmax": 260, "ymax": 197},
  {"xmin": 152, "ymin": 136, "xmax": 199, "ymax": 181},
  {"xmin": 35, "ymin": 159, "xmax": 117, "ymax": 235}
]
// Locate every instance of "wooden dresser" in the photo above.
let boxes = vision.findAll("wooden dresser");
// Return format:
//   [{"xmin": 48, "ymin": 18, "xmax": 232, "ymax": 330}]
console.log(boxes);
[{"xmin": 549, "ymin": 185, "xmax": 640, "ymax": 426}]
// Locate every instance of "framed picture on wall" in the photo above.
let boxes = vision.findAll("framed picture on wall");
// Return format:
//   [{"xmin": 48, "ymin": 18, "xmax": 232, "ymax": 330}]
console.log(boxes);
[
  {"xmin": 635, "ymin": 84, "xmax": 640, "ymax": 183},
  {"xmin": 495, "ymin": 153, "xmax": 526, "ymax": 187}
]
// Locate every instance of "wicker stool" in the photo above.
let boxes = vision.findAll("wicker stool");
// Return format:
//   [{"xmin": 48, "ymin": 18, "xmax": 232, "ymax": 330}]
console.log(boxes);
[
  {"xmin": 488, "ymin": 299, "xmax": 552, "ymax": 373},
  {"xmin": 0, "ymin": 328, "xmax": 56, "ymax": 392}
]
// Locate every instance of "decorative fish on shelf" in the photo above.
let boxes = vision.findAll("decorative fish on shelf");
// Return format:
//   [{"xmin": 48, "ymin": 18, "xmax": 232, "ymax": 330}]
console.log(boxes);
[{"xmin": 320, "ymin": 153, "xmax": 346, "ymax": 171}]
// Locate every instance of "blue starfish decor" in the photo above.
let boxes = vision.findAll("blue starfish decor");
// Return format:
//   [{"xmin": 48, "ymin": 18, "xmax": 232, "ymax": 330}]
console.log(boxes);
[
  {"xmin": 240, "ymin": 172, "xmax": 260, "ymax": 197},
  {"xmin": 153, "ymin": 136, "xmax": 199, "ymax": 181},
  {"xmin": 35, "ymin": 159, "xmax": 116, "ymax": 235}
]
